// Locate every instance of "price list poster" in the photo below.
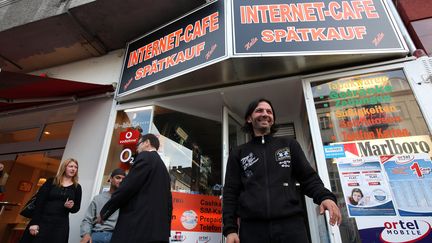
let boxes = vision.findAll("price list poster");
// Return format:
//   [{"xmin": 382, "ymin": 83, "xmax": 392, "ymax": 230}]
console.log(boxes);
[
  {"xmin": 336, "ymin": 156, "xmax": 396, "ymax": 217},
  {"xmin": 381, "ymin": 153, "xmax": 432, "ymax": 217}
]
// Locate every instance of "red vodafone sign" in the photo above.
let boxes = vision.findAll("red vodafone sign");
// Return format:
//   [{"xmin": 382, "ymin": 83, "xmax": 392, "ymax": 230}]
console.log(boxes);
[{"xmin": 118, "ymin": 129, "xmax": 140, "ymax": 145}]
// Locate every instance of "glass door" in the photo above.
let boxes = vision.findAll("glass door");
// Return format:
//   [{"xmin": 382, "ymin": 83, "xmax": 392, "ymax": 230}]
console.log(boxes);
[
  {"xmin": 303, "ymin": 63, "xmax": 432, "ymax": 243},
  {"xmin": 0, "ymin": 151, "xmax": 62, "ymax": 243},
  {"xmin": 222, "ymin": 106, "xmax": 245, "ymax": 184}
]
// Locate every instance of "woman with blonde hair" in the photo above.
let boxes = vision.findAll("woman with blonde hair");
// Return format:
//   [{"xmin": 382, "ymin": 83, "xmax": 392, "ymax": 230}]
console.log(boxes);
[{"xmin": 20, "ymin": 158, "xmax": 82, "ymax": 243}]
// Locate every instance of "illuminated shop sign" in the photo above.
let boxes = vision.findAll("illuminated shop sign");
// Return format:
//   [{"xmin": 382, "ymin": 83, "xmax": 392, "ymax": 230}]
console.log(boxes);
[
  {"xmin": 118, "ymin": 0, "xmax": 226, "ymax": 96},
  {"xmin": 232, "ymin": 0, "xmax": 405, "ymax": 55}
]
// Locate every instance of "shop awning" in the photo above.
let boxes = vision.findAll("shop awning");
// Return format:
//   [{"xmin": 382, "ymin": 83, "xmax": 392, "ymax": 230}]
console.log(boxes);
[{"xmin": 0, "ymin": 70, "xmax": 114, "ymax": 113}]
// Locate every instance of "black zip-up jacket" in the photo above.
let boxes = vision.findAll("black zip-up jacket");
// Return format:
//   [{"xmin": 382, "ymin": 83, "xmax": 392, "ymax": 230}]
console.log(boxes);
[{"xmin": 222, "ymin": 135, "xmax": 336, "ymax": 236}]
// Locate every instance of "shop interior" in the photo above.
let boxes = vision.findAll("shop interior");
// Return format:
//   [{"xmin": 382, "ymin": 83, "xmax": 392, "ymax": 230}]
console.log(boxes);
[{"xmin": 0, "ymin": 107, "xmax": 76, "ymax": 242}]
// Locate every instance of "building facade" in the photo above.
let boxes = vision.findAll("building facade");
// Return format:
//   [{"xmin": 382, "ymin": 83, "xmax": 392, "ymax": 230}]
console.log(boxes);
[{"xmin": 1, "ymin": 1, "xmax": 432, "ymax": 243}]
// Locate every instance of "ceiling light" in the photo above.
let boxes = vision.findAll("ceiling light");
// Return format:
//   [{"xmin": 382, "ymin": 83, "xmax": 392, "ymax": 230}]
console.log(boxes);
[{"xmin": 124, "ymin": 106, "xmax": 153, "ymax": 113}]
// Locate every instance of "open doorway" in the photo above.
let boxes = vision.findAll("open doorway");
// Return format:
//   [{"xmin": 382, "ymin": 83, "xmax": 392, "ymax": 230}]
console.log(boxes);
[
  {"xmin": 114, "ymin": 76, "xmax": 329, "ymax": 242},
  {"xmin": 0, "ymin": 150, "xmax": 63, "ymax": 242},
  {"xmin": 0, "ymin": 106, "xmax": 77, "ymax": 243}
]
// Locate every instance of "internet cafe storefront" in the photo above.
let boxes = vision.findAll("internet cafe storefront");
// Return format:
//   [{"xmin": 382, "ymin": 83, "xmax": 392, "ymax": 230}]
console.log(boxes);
[{"xmin": 99, "ymin": 1, "xmax": 431, "ymax": 243}]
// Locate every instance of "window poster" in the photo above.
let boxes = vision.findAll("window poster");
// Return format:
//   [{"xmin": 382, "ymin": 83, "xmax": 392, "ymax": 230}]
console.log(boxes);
[
  {"xmin": 170, "ymin": 192, "xmax": 222, "ymax": 243},
  {"xmin": 381, "ymin": 153, "xmax": 432, "ymax": 217},
  {"xmin": 336, "ymin": 156, "xmax": 396, "ymax": 217},
  {"xmin": 115, "ymin": 106, "xmax": 154, "ymax": 171},
  {"xmin": 336, "ymin": 154, "xmax": 432, "ymax": 242},
  {"xmin": 311, "ymin": 68, "xmax": 432, "ymax": 242}
]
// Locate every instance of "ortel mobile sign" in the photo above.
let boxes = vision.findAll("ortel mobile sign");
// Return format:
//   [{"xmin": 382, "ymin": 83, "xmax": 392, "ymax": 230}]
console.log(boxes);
[
  {"xmin": 118, "ymin": 0, "xmax": 226, "ymax": 96},
  {"xmin": 232, "ymin": 0, "xmax": 406, "ymax": 55}
]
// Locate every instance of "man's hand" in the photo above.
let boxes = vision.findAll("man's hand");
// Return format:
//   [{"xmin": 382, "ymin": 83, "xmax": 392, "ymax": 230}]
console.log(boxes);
[
  {"xmin": 29, "ymin": 225, "xmax": 39, "ymax": 236},
  {"xmin": 226, "ymin": 232, "xmax": 240, "ymax": 243},
  {"xmin": 96, "ymin": 214, "xmax": 104, "ymax": 224},
  {"xmin": 80, "ymin": 233, "xmax": 92, "ymax": 243},
  {"xmin": 319, "ymin": 199, "xmax": 341, "ymax": 226}
]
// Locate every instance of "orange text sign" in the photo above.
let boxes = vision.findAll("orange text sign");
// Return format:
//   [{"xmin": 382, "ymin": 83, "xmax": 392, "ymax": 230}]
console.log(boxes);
[{"xmin": 171, "ymin": 191, "xmax": 222, "ymax": 233}]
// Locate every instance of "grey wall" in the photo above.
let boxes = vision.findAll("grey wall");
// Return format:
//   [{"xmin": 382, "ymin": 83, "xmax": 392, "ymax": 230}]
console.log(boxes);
[
  {"xmin": 61, "ymin": 97, "xmax": 115, "ymax": 243},
  {"xmin": 0, "ymin": 0, "xmax": 95, "ymax": 32},
  {"xmin": 0, "ymin": 0, "xmax": 66, "ymax": 31}
]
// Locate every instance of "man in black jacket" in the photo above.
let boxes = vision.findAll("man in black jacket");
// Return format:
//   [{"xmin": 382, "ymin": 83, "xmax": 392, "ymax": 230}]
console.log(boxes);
[
  {"xmin": 99, "ymin": 133, "xmax": 172, "ymax": 243},
  {"xmin": 223, "ymin": 98, "xmax": 341, "ymax": 243}
]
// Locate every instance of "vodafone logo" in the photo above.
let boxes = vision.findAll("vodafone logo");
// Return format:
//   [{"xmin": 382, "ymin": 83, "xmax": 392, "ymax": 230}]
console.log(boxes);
[
  {"xmin": 118, "ymin": 129, "xmax": 140, "ymax": 144},
  {"xmin": 125, "ymin": 131, "xmax": 133, "ymax": 139},
  {"xmin": 380, "ymin": 220, "xmax": 432, "ymax": 243}
]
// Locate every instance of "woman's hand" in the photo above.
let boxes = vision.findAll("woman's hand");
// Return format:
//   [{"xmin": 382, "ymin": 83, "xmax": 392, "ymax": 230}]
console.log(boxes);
[
  {"xmin": 64, "ymin": 198, "xmax": 74, "ymax": 209},
  {"xmin": 29, "ymin": 225, "xmax": 39, "ymax": 236}
]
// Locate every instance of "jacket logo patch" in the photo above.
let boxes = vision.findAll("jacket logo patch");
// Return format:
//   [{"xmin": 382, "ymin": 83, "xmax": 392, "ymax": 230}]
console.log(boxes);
[
  {"xmin": 275, "ymin": 148, "xmax": 291, "ymax": 168},
  {"xmin": 241, "ymin": 153, "xmax": 258, "ymax": 171}
]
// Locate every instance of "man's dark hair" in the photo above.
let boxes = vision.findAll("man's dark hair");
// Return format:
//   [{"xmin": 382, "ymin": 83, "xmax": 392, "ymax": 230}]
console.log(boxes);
[
  {"xmin": 242, "ymin": 98, "xmax": 278, "ymax": 135},
  {"xmin": 139, "ymin": 133, "xmax": 160, "ymax": 150}
]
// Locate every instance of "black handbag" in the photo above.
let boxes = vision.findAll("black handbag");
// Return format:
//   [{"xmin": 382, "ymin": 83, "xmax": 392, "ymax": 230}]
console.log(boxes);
[
  {"xmin": 20, "ymin": 194, "xmax": 37, "ymax": 218},
  {"xmin": 20, "ymin": 178, "xmax": 53, "ymax": 218}
]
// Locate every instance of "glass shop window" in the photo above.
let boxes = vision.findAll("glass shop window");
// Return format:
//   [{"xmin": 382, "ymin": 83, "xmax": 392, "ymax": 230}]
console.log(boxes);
[
  {"xmin": 311, "ymin": 69, "xmax": 432, "ymax": 243},
  {"xmin": 103, "ymin": 105, "xmax": 222, "ymax": 196}
]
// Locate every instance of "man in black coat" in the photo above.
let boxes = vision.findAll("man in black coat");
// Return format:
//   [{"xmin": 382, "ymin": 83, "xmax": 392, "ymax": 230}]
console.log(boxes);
[
  {"xmin": 223, "ymin": 98, "xmax": 341, "ymax": 243},
  {"xmin": 99, "ymin": 133, "xmax": 172, "ymax": 243}
]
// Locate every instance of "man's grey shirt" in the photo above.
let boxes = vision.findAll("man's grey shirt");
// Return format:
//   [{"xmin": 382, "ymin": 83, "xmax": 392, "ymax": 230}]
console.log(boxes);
[{"xmin": 80, "ymin": 191, "xmax": 119, "ymax": 236}]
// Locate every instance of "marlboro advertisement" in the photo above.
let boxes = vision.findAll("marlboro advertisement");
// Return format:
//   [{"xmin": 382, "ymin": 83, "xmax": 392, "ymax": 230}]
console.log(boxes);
[
  {"xmin": 118, "ymin": 0, "xmax": 226, "ymax": 96},
  {"xmin": 232, "ymin": 0, "xmax": 404, "ymax": 55},
  {"xmin": 170, "ymin": 192, "xmax": 222, "ymax": 243},
  {"xmin": 330, "ymin": 135, "xmax": 432, "ymax": 158}
]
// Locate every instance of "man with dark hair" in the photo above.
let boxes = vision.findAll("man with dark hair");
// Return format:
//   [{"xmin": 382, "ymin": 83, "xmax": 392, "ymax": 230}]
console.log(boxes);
[
  {"xmin": 223, "ymin": 98, "xmax": 341, "ymax": 243},
  {"xmin": 80, "ymin": 168, "xmax": 126, "ymax": 243},
  {"xmin": 99, "ymin": 133, "xmax": 172, "ymax": 243},
  {"xmin": 140, "ymin": 133, "xmax": 160, "ymax": 151}
]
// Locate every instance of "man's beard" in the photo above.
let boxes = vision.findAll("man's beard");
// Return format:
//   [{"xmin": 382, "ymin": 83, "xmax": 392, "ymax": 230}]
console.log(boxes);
[{"xmin": 256, "ymin": 126, "xmax": 270, "ymax": 134}]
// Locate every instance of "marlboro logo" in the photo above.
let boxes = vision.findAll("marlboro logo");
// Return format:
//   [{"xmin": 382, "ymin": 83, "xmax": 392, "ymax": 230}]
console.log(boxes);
[{"xmin": 334, "ymin": 135, "xmax": 432, "ymax": 157}]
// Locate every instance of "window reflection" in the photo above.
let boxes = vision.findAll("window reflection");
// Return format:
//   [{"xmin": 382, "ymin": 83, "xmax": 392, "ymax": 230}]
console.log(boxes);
[
  {"xmin": 153, "ymin": 106, "xmax": 222, "ymax": 195},
  {"xmin": 0, "ymin": 127, "xmax": 39, "ymax": 144},
  {"xmin": 104, "ymin": 105, "xmax": 222, "ymax": 196},
  {"xmin": 40, "ymin": 121, "xmax": 74, "ymax": 141},
  {"xmin": 412, "ymin": 18, "xmax": 432, "ymax": 55}
]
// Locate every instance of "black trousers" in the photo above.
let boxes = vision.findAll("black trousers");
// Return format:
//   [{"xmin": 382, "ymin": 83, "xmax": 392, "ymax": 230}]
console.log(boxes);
[{"xmin": 239, "ymin": 216, "xmax": 310, "ymax": 243}]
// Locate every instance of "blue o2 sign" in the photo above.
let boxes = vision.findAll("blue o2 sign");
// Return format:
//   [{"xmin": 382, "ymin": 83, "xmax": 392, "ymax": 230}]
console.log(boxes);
[
  {"xmin": 232, "ymin": 0, "xmax": 405, "ymax": 55},
  {"xmin": 118, "ymin": 0, "xmax": 226, "ymax": 96}
]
